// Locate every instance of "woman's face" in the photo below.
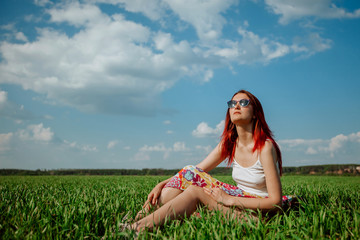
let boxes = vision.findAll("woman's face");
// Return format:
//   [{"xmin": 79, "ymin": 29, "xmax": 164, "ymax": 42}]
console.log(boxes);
[{"xmin": 229, "ymin": 93, "xmax": 255, "ymax": 125}]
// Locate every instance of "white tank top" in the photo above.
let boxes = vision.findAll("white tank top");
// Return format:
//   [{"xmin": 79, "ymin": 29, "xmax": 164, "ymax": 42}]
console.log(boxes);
[{"xmin": 232, "ymin": 157, "xmax": 269, "ymax": 198}]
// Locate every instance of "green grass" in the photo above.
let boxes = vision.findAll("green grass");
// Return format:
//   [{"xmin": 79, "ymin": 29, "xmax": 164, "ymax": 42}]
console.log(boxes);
[{"xmin": 1, "ymin": 175, "xmax": 359, "ymax": 239}]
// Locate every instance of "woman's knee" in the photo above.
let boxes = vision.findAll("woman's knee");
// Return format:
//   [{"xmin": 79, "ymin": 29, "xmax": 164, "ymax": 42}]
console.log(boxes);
[
  {"xmin": 159, "ymin": 187, "xmax": 182, "ymax": 204},
  {"xmin": 185, "ymin": 185, "xmax": 217, "ymax": 206},
  {"xmin": 183, "ymin": 185, "xmax": 205, "ymax": 200}
]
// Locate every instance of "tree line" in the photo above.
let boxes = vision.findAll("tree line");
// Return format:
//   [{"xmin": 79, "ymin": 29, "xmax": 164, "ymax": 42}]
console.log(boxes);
[{"xmin": 1, "ymin": 164, "xmax": 359, "ymax": 176}]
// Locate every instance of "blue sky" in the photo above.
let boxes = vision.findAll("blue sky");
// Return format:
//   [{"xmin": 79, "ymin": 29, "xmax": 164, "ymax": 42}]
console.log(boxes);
[{"xmin": 1, "ymin": 0, "xmax": 360, "ymax": 170}]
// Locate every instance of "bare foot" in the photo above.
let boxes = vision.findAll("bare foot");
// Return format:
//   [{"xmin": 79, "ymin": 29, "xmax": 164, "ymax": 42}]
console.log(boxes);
[
  {"xmin": 135, "ymin": 205, "xmax": 149, "ymax": 221},
  {"xmin": 135, "ymin": 201, "xmax": 159, "ymax": 221}
]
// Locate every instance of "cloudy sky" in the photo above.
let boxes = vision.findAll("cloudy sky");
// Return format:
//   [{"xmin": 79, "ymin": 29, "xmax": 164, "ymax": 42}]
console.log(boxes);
[{"xmin": 1, "ymin": 0, "xmax": 360, "ymax": 170}]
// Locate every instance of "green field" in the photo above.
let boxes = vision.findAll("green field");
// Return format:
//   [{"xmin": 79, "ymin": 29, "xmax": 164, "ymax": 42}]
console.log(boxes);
[{"xmin": 1, "ymin": 175, "xmax": 359, "ymax": 239}]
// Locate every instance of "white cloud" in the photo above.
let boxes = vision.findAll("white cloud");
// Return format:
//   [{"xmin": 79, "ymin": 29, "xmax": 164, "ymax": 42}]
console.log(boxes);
[
  {"xmin": 44, "ymin": 115, "xmax": 54, "ymax": 120},
  {"xmin": 30, "ymin": 124, "xmax": 54, "ymax": 141},
  {"xmin": 139, "ymin": 141, "xmax": 188, "ymax": 152},
  {"xmin": 324, "ymin": 132, "xmax": 360, "ymax": 157},
  {"xmin": 0, "ymin": 24, "xmax": 29, "ymax": 44},
  {"xmin": 133, "ymin": 151, "xmax": 151, "ymax": 161},
  {"xmin": 15, "ymin": 32, "xmax": 28, "ymax": 42},
  {"xmin": 1, "ymin": 23, "xmax": 15, "ymax": 31},
  {"xmin": 107, "ymin": 140, "xmax": 118, "ymax": 149},
  {"xmin": 203, "ymin": 69, "xmax": 213, "ymax": 83},
  {"xmin": 292, "ymin": 33, "xmax": 333, "ymax": 58},
  {"xmin": 237, "ymin": 26, "xmax": 290, "ymax": 63},
  {"xmin": 0, "ymin": 89, "xmax": 34, "ymax": 121},
  {"xmin": 47, "ymin": 2, "xmax": 110, "ymax": 27},
  {"xmin": 0, "ymin": 90, "xmax": 56, "ymax": 124},
  {"xmin": 80, "ymin": 145, "xmax": 98, "ymax": 152},
  {"xmin": 5, "ymin": 124, "xmax": 96, "ymax": 153},
  {"xmin": 279, "ymin": 138, "xmax": 323, "ymax": 148},
  {"xmin": 34, "ymin": 0, "xmax": 52, "ymax": 7},
  {"xmin": 192, "ymin": 122, "xmax": 215, "ymax": 138},
  {"xmin": 63, "ymin": 140, "xmax": 98, "ymax": 152},
  {"xmin": 0, "ymin": 133, "xmax": 13, "ymax": 151},
  {"xmin": 94, "ymin": 0, "xmax": 166, "ymax": 21},
  {"xmin": 24, "ymin": 15, "xmax": 41, "ymax": 23},
  {"xmin": 95, "ymin": 0, "xmax": 236, "ymax": 41},
  {"xmin": 0, "ymin": 133, "xmax": 100, "ymax": 169},
  {"xmin": 307, "ymin": 33, "xmax": 333, "ymax": 52},
  {"xmin": 173, "ymin": 141, "xmax": 188, "ymax": 152},
  {"xmin": 64, "ymin": 140, "xmax": 77, "ymax": 148},
  {"xmin": 328, "ymin": 134, "xmax": 348, "ymax": 153},
  {"xmin": 163, "ymin": 120, "xmax": 171, "ymax": 125},
  {"xmin": 265, "ymin": 0, "xmax": 360, "ymax": 24},
  {"xmin": 192, "ymin": 120, "xmax": 224, "ymax": 138},
  {"xmin": 195, "ymin": 145, "xmax": 213, "ymax": 154},
  {"xmin": 0, "ymin": 2, "xmax": 215, "ymax": 116},
  {"xmin": 0, "ymin": 90, "xmax": 7, "ymax": 106},
  {"xmin": 0, "ymin": 125, "xmax": 103, "ymax": 169},
  {"xmin": 211, "ymin": 25, "xmax": 291, "ymax": 64},
  {"xmin": 164, "ymin": 0, "xmax": 236, "ymax": 41},
  {"xmin": 18, "ymin": 123, "xmax": 54, "ymax": 142},
  {"xmin": 305, "ymin": 147, "xmax": 317, "ymax": 155},
  {"xmin": 0, "ymin": 0, "xmax": 339, "ymax": 117},
  {"xmin": 138, "ymin": 141, "xmax": 188, "ymax": 160},
  {"xmin": 279, "ymin": 131, "xmax": 360, "ymax": 158},
  {"xmin": 140, "ymin": 143, "xmax": 168, "ymax": 152}
]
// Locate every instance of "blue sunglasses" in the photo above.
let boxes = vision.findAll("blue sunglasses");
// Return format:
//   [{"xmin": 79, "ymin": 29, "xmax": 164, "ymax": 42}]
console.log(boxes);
[{"xmin": 227, "ymin": 99, "xmax": 250, "ymax": 108}]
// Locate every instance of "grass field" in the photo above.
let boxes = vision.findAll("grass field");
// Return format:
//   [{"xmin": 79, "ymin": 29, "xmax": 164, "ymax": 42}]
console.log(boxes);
[{"xmin": 1, "ymin": 175, "xmax": 359, "ymax": 239}]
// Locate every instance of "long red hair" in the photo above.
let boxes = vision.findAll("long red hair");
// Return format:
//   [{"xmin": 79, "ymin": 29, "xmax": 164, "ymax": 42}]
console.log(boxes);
[{"xmin": 220, "ymin": 90, "xmax": 282, "ymax": 175}]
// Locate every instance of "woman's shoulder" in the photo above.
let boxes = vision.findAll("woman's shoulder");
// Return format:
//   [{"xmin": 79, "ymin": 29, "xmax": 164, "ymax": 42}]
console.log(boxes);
[
  {"xmin": 262, "ymin": 139, "xmax": 275, "ymax": 152},
  {"xmin": 259, "ymin": 140, "xmax": 277, "ymax": 163}
]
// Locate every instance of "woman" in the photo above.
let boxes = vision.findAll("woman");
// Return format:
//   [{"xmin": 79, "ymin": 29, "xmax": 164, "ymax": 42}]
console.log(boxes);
[{"xmin": 130, "ymin": 89, "xmax": 289, "ymax": 232}]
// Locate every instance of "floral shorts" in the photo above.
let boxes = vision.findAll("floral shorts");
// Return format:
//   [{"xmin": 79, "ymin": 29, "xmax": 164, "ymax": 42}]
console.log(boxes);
[{"xmin": 164, "ymin": 165, "xmax": 297, "ymax": 208}]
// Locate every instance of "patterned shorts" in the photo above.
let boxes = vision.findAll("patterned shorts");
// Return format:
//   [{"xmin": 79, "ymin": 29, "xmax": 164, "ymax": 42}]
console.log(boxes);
[{"xmin": 164, "ymin": 165, "xmax": 297, "ymax": 208}]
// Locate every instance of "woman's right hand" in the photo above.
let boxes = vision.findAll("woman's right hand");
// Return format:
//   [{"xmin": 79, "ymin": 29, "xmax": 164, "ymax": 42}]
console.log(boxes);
[{"xmin": 143, "ymin": 183, "xmax": 163, "ymax": 208}]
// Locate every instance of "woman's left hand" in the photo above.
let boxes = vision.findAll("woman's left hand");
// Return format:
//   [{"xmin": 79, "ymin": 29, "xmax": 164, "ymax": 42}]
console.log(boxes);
[{"xmin": 204, "ymin": 187, "xmax": 231, "ymax": 206}]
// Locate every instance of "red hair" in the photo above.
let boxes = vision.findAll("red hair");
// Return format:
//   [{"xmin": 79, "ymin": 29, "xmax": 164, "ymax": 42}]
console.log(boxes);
[{"xmin": 220, "ymin": 90, "xmax": 282, "ymax": 175}]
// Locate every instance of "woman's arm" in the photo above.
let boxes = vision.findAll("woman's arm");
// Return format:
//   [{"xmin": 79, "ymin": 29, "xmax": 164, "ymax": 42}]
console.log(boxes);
[
  {"xmin": 146, "ymin": 177, "xmax": 173, "ymax": 205},
  {"xmin": 196, "ymin": 143, "xmax": 225, "ymax": 172},
  {"xmin": 205, "ymin": 141, "xmax": 282, "ymax": 211},
  {"xmin": 147, "ymin": 143, "xmax": 224, "ymax": 205}
]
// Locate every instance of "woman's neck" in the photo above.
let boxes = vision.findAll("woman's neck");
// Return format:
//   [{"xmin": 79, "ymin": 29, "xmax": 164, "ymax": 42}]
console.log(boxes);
[{"xmin": 235, "ymin": 124, "xmax": 253, "ymax": 146}]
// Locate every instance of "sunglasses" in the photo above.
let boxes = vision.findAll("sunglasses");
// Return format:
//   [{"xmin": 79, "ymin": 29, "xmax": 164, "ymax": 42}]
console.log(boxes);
[{"xmin": 227, "ymin": 99, "xmax": 250, "ymax": 108}]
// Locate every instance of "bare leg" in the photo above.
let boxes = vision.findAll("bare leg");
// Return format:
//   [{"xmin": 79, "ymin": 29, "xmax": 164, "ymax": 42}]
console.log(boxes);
[
  {"xmin": 132, "ymin": 185, "xmax": 245, "ymax": 232},
  {"xmin": 159, "ymin": 187, "xmax": 183, "ymax": 204},
  {"xmin": 135, "ymin": 187, "xmax": 182, "ymax": 220}
]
